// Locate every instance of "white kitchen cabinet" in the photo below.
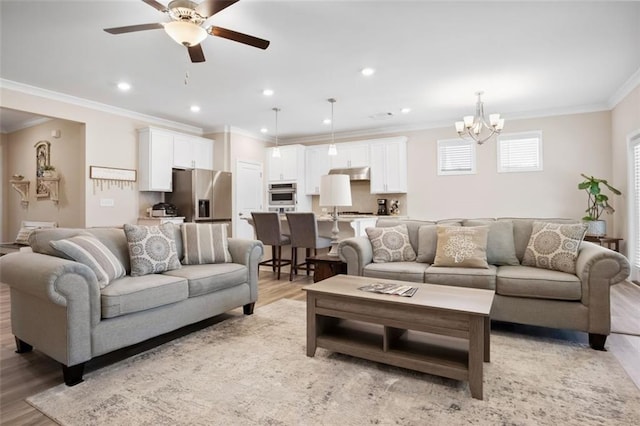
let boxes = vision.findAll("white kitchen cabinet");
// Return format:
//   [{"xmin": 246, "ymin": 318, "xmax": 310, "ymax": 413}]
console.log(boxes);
[
  {"xmin": 304, "ymin": 144, "xmax": 331, "ymax": 195},
  {"xmin": 138, "ymin": 127, "xmax": 174, "ymax": 192},
  {"xmin": 369, "ymin": 137, "xmax": 408, "ymax": 194},
  {"xmin": 267, "ymin": 144, "xmax": 306, "ymax": 182},
  {"xmin": 330, "ymin": 143, "xmax": 370, "ymax": 169},
  {"xmin": 173, "ymin": 135, "xmax": 214, "ymax": 170}
]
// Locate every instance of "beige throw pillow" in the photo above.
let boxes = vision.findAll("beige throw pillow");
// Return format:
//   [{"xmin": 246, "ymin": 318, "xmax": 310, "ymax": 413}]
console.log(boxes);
[
  {"xmin": 522, "ymin": 221, "xmax": 587, "ymax": 274},
  {"xmin": 433, "ymin": 226, "xmax": 490, "ymax": 268},
  {"xmin": 366, "ymin": 225, "xmax": 416, "ymax": 263},
  {"xmin": 181, "ymin": 223, "xmax": 232, "ymax": 265}
]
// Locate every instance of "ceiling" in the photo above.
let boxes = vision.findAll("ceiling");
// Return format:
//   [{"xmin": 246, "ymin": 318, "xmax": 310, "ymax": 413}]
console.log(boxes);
[{"xmin": 1, "ymin": 1, "xmax": 639, "ymax": 141}]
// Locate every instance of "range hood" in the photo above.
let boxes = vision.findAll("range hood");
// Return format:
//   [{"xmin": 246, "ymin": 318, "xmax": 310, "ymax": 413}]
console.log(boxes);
[{"xmin": 328, "ymin": 166, "xmax": 370, "ymax": 181}]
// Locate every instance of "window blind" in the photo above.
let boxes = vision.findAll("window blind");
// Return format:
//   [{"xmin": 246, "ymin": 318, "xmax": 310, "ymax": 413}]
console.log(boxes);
[
  {"xmin": 437, "ymin": 139, "xmax": 475, "ymax": 175},
  {"xmin": 632, "ymin": 138, "xmax": 640, "ymax": 280},
  {"xmin": 497, "ymin": 132, "xmax": 543, "ymax": 172}
]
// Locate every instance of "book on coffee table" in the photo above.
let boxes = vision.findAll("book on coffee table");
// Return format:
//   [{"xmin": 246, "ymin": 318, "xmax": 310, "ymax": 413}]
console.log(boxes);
[{"xmin": 358, "ymin": 282, "xmax": 418, "ymax": 297}]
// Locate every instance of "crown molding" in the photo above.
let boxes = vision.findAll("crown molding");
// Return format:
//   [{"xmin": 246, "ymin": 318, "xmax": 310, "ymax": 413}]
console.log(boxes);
[
  {"xmin": 608, "ymin": 67, "xmax": 640, "ymax": 109},
  {"xmin": 205, "ymin": 124, "xmax": 272, "ymax": 143},
  {"xmin": 1, "ymin": 117, "xmax": 52, "ymax": 134},
  {"xmin": 0, "ymin": 79, "xmax": 203, "ymax": 135}
]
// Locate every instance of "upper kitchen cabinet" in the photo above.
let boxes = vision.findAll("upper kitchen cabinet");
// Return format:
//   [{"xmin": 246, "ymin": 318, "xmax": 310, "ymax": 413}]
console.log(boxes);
[
  {"xmin": 173, "ymin": 135, "xmax": 214, "ymax": 170},
  {"xmin": 267, "ymin": 144, "xmax": 306, "ymax": 182},
  {"xmin": 138, "ymin": 127, "xmax": 174, "ymax": 191},
  {"xmin": 330, "ymin": 142, "xmax": 370, "ymax": 169},
  {"xmin": 369, "ymin": 137, "xmax": 408, "ymax": 194},
  {"xmin": 304, "ymin": 144, "xmax": 331, "ymax": 195}
]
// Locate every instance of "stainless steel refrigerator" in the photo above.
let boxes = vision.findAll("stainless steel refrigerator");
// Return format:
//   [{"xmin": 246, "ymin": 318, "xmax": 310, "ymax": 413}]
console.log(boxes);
[{"xmin": 166, "ymin": 169, "xmax": 232, "ymax": 227}]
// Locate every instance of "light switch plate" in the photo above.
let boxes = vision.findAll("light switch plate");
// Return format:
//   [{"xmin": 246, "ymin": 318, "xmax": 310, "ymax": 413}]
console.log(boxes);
[{"xmin": 100, "ymin": 198, "xmax": 115, "ymax": 207}]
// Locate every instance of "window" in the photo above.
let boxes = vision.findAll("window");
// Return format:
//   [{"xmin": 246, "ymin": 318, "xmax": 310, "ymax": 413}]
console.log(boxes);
[
  {"xmin": 497, "ymin": 131, "xmax": 543, "ymax": 173},
  {"xmin": 437, "ymin": 139, "xmax": 476, "ymax": 175},
  {"xmin": 629, "ymin": 130, "xmax": 640, "ymax": 283}
]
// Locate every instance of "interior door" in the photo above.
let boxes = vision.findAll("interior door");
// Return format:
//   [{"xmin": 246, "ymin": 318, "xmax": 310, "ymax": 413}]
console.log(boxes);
[{"xmin": 235, "ymin": 160, "xmax": 264, "ymax": 239}]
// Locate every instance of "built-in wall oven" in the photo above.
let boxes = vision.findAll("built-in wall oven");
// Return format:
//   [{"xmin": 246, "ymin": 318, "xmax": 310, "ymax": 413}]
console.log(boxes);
[{"xmin": 268, "ymin": 182, "xmax": 297, "ymax": 208}]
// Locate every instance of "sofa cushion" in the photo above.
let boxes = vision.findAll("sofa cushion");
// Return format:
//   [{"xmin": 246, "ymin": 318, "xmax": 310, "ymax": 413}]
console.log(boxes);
[
  {"xmin": 496, "ymin": 265, "xmax": 582, "ymax": 301},
  {"xmin": 522, "ymin": 222, "xmax": 587, "ymax": 274},
  {"xmin": 465, "ymin": 219, "xmax": 519, "ymax": 266},
  {"xmin": 363, "ymin": 262, "xmax": 429, "ymax": 283},
  {"xmin": 433, "ymin": 225, "xmax": 490, "ymax": 268},
  {"xmin": 424, "ymin": 265, "xmax": 497, "ymax": 290},
  {"xmin": 29, "ymin": 228, "xmax": 86, "ymax": 259},
  {"xmin": 416, "ymin": 224, "xmax": 437, "ymax": 263},
  {"xmin": 101, "ymin": 274, "xmax": 188, "ymax": 318},
  {"xmin": 164, "ymin": 263, "xmax": 248, "ymax": 297},
  {"xmin": 503, "ymin": 218, "xmax": 578, "ymax": 262},
  {"xmin": 181, "ymin": 223, "xmax": 232, "ymax": 265},
  {"xmin": 50, "ymin": 235, "xmax": 126, "ymax": 288},
  {"xmin": 375, "ymin": 219, "xmax": 434, "ymax": 253},
  {"xmin": 366, "ymin": 225, "xmax": 416, "ymax": 263},
  {"xmin": 124, "ymin": 223, "xmax": 181, "ymax": 277}
]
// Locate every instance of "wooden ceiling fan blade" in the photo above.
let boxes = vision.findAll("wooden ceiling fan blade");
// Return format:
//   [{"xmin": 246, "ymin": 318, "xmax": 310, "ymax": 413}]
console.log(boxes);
[
  {"xmin": 188, "ymin": 44, "xmax": 206, "ymax": 63},
  {"xmin": 196, "ymin": 0, "xmax": 239, "ymax": 18},
  {"xmin": 142, "ymin": 0, "xmax": 168, "ymax": 13},
  {"xmin": 208, "ymin": 26, "xmax": 270, "ymax": 50},
  {"xmin": 104, "ymin": 23, "xmax": 164, "ymax": 35}
]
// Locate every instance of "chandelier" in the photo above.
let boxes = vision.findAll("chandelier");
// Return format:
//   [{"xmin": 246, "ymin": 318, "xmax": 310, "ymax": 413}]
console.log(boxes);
[
  {"xmin": 327, "ymin": 98, "xmax": 337, "ymax": 156},
  {"xmin": 272, "ymin": 107, "xmax": 281, "ymax": 158},
  {"xmin": 455, "ymin": 91, "xmax": 505, "ymax": 145}
]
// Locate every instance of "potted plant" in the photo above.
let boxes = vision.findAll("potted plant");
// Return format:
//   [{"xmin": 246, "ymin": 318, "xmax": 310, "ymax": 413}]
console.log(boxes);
[
  {"xmin": 578, "ymin": 173, "xmax": 621, "ymax": 236},
  {"xmin": 42, "ymin": 165, "xmax": 57, "ymax": 178}
]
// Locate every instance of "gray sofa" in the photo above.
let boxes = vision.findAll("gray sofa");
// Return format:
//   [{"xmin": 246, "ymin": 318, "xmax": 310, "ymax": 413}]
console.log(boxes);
[
  {"xmin": 0, "ymin": 225, "xmax": 263, "ymax": 385},
  {"xmin": 338, "ymin": 218, "xmax": 630, "ymax": 349}
]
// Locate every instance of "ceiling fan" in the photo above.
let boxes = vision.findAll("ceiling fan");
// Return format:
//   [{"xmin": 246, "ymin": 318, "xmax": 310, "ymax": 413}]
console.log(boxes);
[{"xmin": 104, "ymin": 0, "xmax": 270, "ymax": 63}]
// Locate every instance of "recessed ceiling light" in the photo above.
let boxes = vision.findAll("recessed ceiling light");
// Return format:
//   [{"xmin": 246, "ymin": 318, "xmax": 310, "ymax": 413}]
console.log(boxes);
[
  {"xmin": 260, "ymin": 128, "xmax": 268, "ymax": 133},
  {"xmin": 190, "ymin": 105, "xmax": 201, "ymax": 113},
  {"xmin": 401, "ymin": 107, "xmax": 411, "ymax": 114},
  {"xmin": 361, "ymin": 68, "xmax": 375, "ymax": 76},
  {"xmin": 263, "ymin": 89, "xmax": 274, "ymax": 96},
  {"xmin": 117, "ymin": 82, "xmax": 131, "ymax": 91},
  {"xmin": 323, "ymin": 119, "xmax": 331, "ymax": 125}
]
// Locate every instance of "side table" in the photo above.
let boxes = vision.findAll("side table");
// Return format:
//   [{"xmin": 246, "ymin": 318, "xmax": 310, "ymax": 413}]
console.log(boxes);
[
  {"xmin": 306, "ymin": 254, "xmax": 347, "ymax": 282},
  {"xmin": 584, "ymin": 236, "xmax": 623, "ymax": 252}
]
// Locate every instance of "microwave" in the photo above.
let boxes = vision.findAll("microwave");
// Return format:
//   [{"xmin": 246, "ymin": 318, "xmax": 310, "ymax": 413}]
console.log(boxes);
[{"xmin": 268, "ymin": 183, "xmax": 297, "ymax": 206}]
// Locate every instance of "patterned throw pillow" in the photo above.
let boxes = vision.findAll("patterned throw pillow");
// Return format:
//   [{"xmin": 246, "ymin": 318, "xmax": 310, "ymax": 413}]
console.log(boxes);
[
  {"xmin": 433, "ymin": 226, "xmax": 490, "ymax": 268},
  {"xmin": 15, "ymin": 227, "xmax": 34, "ymax": 245},
  {"xmin": 181, "ymin": 223, "xmax": 232, "ymax": 265},
  {"xmin": 522, "ymin": 222, "xmax": 587, "ymax": 274},
  {"xmin": 124, "ymin": 223, "xmax": 181, "ymax": 277},
  {"xmin": 366, "ymin": 225, "xmax": 416, "ymax": 263},
  {"xmin": 50, "ymin": 235, "xmax": 126, "ymax": 288}
]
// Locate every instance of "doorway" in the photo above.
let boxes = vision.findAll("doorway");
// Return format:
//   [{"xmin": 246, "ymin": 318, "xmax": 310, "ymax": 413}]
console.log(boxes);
[{"xmin": 234, "ymin": 160, "xmax": 263, "ymax": 239}]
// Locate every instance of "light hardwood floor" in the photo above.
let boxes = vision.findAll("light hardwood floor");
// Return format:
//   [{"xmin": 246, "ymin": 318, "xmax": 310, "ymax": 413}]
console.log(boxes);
[{"xmin": 1, "ymin": 271, "xmax": 638, "ymax": 425}]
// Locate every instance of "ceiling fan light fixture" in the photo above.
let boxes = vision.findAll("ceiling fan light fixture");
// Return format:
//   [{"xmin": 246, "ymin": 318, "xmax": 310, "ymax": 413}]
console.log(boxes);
[{"xmin": 164, "ymin": 21, "xmax": 207, "ymax": 47}]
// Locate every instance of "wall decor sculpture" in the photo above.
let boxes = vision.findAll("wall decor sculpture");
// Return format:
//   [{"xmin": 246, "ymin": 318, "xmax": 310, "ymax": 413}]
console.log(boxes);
[{"xmin": 35, "ymin": 140, "xmax": 52, "ymax": 197}]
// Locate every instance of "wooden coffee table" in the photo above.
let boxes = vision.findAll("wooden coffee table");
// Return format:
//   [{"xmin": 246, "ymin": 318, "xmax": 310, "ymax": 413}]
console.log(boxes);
[{"xmin": 303, "ymin": 275, "xmax": 495, "ymax": 400}]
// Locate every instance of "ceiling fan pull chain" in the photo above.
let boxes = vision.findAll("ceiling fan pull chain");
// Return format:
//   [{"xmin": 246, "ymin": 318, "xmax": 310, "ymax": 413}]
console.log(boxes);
[{"xmin": 184, "ymin": 71, "xmax": 190, "ymax": 85}]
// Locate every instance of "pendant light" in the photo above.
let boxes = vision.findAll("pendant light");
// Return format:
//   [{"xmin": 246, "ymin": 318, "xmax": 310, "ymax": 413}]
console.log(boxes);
[
  {"xmin": 272, "ymin": 107, "xmax": 281, "ymax": 158},
  {"xmin": 327, "ymin": 98, "xmax": 337, "ymax": 156}
]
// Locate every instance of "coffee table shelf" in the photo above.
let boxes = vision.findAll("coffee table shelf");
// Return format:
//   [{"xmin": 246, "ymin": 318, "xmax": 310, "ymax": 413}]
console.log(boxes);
[{"xmin": 304, "ymin": 275, "xmax": 495, "ymax": 399}]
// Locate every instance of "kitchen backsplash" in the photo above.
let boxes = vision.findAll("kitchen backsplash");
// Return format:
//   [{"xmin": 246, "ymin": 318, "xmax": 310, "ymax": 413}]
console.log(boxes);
[{"xmin": 311, "ymin": 181, "xmax": 407, "ymax": 215}]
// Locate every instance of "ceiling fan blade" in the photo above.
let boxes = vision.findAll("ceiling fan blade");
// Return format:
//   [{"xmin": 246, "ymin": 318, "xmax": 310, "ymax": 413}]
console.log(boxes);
[
  {"xmin": 208, "ymin": 26, "xmax": 270, "ymax": 50},
  {"xmin": 104, "ymin": 23, "xmax": 164, "ymax": 34},
  {"xmin": 142, "ymin": 0, "xmax": 168, "ymax": 13},
  {"xmin": 196, "ymin": 0, "xmax": 239, "ymax": 18},
  {"xmin": 188, "ymin": 44, "xmax": 206, "ymax": 63}
]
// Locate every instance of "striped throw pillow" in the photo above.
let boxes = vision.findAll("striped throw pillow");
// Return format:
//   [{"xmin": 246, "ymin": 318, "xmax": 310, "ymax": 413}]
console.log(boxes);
[
  {"xmin": 181, "ymin": 223, "xmax": 232, "ymax": 265},
  {"xmin": 50, "ymin": 235, "xmax": 126, "ymax": 288}
]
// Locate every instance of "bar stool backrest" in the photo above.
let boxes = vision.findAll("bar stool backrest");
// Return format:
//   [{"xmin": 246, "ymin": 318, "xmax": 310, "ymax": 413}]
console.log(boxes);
[
  {"xmin": 251, "ymin": 212, "xmax": 285, "ymax": 246},
  {"xmin": 286, "ymin": 212, "xmax": 319, "ymax": 249}
]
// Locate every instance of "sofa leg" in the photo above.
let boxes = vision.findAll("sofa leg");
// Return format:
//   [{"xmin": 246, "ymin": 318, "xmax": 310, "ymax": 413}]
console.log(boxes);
[
  {"xmin": 589, "ymin": 333, "xmax": 607, "ymax": 351},
  {"xmin": 15, "ymin": 337, "xmax": 33, "ymax": 354},
  {"xmin": 62, "ymin": 363, "xmax": 85, "ymax": 386},
  {"xmin": 243, "ymin": 303, "xmax": 255, "ymax": 315}
]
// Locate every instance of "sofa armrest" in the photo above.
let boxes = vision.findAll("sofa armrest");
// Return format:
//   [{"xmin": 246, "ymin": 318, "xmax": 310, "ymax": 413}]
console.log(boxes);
[
  {"xmin": 575, "ymin": 241, "xmax": 630, "ymax": 334},
  {"xmin": 0, "ymin": 251, "xmax": 101, "ymax": 365},
  {"xmin": 227, "ymin": 238, "xmax": 264, "ymax": 302},
  {"xmin": 338, "ymin": 236, "xmax": 373, "ymax": 276}
]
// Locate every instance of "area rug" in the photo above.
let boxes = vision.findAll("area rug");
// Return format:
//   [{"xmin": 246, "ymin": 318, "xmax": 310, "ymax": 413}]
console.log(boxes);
[{"xmin": 28, "ymin": 299, "xmax": 640, "ymax": 426}]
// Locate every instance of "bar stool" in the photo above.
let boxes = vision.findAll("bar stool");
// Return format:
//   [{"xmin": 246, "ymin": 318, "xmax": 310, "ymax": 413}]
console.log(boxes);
[
  {"xmin": 251, "ymin": 212, "xmax": 291, "ymax": 280},
  {"xmin": 285, "ymin": 212, "xmax": 332, "ymax": 281}
]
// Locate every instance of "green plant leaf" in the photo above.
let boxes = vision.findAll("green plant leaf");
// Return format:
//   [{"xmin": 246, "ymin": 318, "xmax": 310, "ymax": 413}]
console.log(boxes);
[{"xmin": 582, "ymin": 215, "xmax": 595, "ymax": 221}]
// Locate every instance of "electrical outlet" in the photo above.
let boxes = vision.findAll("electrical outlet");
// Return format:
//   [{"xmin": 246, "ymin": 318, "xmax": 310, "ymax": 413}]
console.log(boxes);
[{"xmin": 100, "ymin": 198, "xmax": 115, "ymax": 207}]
